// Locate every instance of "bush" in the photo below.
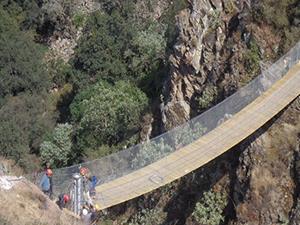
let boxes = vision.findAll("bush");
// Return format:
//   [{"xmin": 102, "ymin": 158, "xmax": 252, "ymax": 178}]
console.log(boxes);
[
  {"xmin": 0, "ymin": 0, "xmax": 41, "ymax": 30},
  {"xmin": 72, "ymin": 5, "xmax": 168, "ymax": 93},
  {"xmin": 40, "ymin": 123, "xmax": 73, "ymax": 168},
  {"xmin": 0, "ymin": 8, "xmax": 49, "ymax": 98},
  {"xmin": 126, "ymin": 208, "xmax": 166, "ymax": 225},
  {"xmin": 252, "ymin": 0, "xmax": 297, "ymax": 29},
  {"xmin": 242, "ymin": 39, "xmax": 261, "ymax": 84},
  {"xmin": 0, "ymin": 94, "xmax": 56, "ymax": 169},
  {"xmin": 196, "ymin": 85, "xmax": 218, "ymax": 110},
  {"xmin": 161, "ymin": 0, "xmax": 189, "ymax": 49},
  {"xmin": 192, "ymin": 190, "xmax": 227, "ymax": 225},
  {"xmin": 72, "ymin": 12, "xmax": 86, "ymax": 28},
  {"xmin": 70, "ymin": 81, "xmax": 148, "ymax": 152},
  {"xmin": 72, "ymin": 10, "xmax": 131, "ymax": 83}
]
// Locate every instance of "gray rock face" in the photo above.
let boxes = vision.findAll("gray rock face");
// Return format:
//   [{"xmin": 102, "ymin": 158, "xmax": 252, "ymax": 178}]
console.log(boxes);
[
  {"xmin": 162, "ymin": 0, "xmax": 223, "ymax": 130},
  {"xmin": 160, "ymin": 0, "xmax": 246, "ymax": 131},
  {"xmin": 43, "ymin": 0, "xmax": 97, "ymax": 63},
  {"xmin": 290, "ymin": 199, "xmax": 300, "ymax": 225},
  {"xmin": 230, "ymin": 96, "xmax": 300, "ymax": 225}
]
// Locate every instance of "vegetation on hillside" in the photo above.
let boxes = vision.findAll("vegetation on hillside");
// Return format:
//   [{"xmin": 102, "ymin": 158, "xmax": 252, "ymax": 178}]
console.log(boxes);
[
  {"xmin": 0, "ymin": 1, "xmax": 299, "ymax": 225},
  {"xmin": 0, "ymin": 0, "xmax": 185, "ymax": 171}
]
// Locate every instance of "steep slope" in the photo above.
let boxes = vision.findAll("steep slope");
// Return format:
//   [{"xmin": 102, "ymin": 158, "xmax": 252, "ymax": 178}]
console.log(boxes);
[{"xmin": 0, "ymin": 176, "xmax": 80, "ymax": 225}]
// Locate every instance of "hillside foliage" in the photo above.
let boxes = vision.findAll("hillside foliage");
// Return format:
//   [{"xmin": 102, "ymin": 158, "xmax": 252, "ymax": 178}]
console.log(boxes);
[{"xmin": 0, "ymin": 0, "xmax": 298, "ymax": 173}]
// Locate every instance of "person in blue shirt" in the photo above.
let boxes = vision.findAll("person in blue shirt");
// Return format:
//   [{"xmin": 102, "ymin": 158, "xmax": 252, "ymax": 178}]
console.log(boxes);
[
  {"xmin": 40, "ymin": 169, "xmax": 53, "ymax": 197},
  {"xmin": 89, "ymin": 175, "xmax": 98, "ymax": 198}
]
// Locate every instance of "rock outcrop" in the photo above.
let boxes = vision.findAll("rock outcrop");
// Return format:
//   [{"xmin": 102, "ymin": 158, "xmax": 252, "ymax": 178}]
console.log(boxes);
[
  {"xmin": 230, "ymin": 97, "xmax": 300, "ymax": 225},
  {"xmin": 162, "ymin": 0, "xmax": 218, "ymax": 130},
  {"xmin": 161, "ymin": 0, "xmax": 250, "ymax": 130},
  {"xmin": 160, "ymin": 0, "xmax": 281, "ymax": 131},
  {"xmin": 44, "ymin": 0, "xmax": 98, "ymax": 63}
]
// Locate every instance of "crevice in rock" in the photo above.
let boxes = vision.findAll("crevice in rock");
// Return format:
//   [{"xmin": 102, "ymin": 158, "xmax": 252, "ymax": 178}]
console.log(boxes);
[{"xmin": 289, "ymin": 136, "xmax": 300, "ymax": 224}]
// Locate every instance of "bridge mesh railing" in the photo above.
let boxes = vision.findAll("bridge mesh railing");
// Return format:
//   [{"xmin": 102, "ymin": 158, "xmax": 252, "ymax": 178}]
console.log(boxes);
[{"xmin": 28, "ymin": 42, "xmax": 300, "ymax": 197}]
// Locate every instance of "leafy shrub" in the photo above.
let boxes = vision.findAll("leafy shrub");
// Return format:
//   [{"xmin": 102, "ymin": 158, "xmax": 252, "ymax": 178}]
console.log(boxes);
[
  {"xmin": 209, "ymin": 10, "xmax": 221, "ymax": 30},
  {"xmin": 0, "ymin": 0, "xmax": 41, "ymax": 30},
  {"xmin": 73, "ymin": 8, "xmax": 167, "ymax": 90},
  {"xmin": 0, "ymin": 8, "xmax": 49, "ymax": 98},
  {"xmin": 252, "ymin": 0, "xmax": 296, "ymax": 29},
  {"xmin": 192, "ymin": 190, "xmax": 227, "ymax": 225},
  {"xmin": 133, "ymin": 23, "xmax": 166, "ymax": 61},
  {"xmin": 196, "ymin": 85, "xmax": 218, "ymax": 110},
  {"xmin": 240, "ymin": 39, "xmax": 261, "ymax": 85},
  {"xmin": 224, "ymin": 0, "xmax": 236, "ymax": 14},
  {"xmin": 161, "ymin": 0, "xmax": 189, "ymax": 48},
  {"xmin": 0, "ymin": 94, "xmax": 56, "ymax": 170},
  {"xmin": 71, "ymin": 81, "xmax": 148, "ymax": 152},
  {"xmin": 40, "ymin": 123, "xmax": 73, "ymax": 168},
  {"xmin": 72, "ymin": 12, "xmax": 86, "ymax": 28},
  {"xmin": 131, "ymin": 22, "xmax": 167, "ymax": 79},
  {"xmin": 72, "ymin": 10, "xmax": 131, "ymax": 83},
  {"xmin": 283, "ymin": 27, "xmax": 300, "ymax": 49},
  {"xmin": 47, "ymin": 59, "xmax": 74, "ymax": 88},
  {"xmin": 126, "ymin": 208, "xmax": 166, "ymax": 225}
]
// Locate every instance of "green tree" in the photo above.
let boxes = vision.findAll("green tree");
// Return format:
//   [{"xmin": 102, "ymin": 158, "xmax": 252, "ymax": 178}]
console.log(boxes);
[
  {"xmin": 0, "ymin": 94, "xmax": 57, "ymax": 171},
  {"xmin": 196, "ymin": 84, "xmax": 218, "ymax": 111},
  {"xmin": 130, "ymin": 22, "xmax": 166, "ymax": 80},
  {"xmin": 192, "ymin": 190, "xmax": 228, "ymax": 225},
  {"xmin": 72, "ymin": 6, "xmax": 167, "ymax": 92},
  {"xmin": 70, "ymin": 81, "xmax": 148, "ymax": 153},
  {"xmin": 40, "ymin": 123, "xmax": 73, "ymax": 168},
  {"xmin": 72, "ymin": 10, "xmax": 130, "ymax": 84},
  {"xmin": 0, "ymin": 7, "xmax": 49, "ymax": 98},
  {"xmin": 127, "ymin": 208, "xmax": 166, "ymax": 225},
  {"xmin": 0, "ymin": 0, "xmax": 41, "ymax": 30}
]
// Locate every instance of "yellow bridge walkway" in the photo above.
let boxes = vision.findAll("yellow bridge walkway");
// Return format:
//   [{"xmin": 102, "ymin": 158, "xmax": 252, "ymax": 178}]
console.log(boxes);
[{"xmin": 95, "ymin": 61, "xmax": 300, "ymax": 210}]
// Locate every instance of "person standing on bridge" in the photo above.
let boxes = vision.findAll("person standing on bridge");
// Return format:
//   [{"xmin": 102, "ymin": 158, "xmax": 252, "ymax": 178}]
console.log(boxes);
[
  {"xmin": 80, "ymin": 167, "xmax": 95, "ymax": 205},
  {"xmin": 89, "ymin": 175, "xmax": 98, "ymax": 199}
]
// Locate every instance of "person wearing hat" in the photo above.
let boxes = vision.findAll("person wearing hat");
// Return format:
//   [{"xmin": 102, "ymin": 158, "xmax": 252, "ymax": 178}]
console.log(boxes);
[
  {"xmin": 40, "ymin": 169, "xmax": 53, "ymax": 197},
  {"xmin": 81, "ymin": 205, "xmax": 92, "ymax": 224},
  {"xmin": 56, "ymin": 193, "xmax": 70, "ymax": 210}
]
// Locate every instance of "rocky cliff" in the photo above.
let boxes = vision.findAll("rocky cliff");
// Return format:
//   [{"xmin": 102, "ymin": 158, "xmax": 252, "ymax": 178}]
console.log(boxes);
[
  {"xmin": 98, "ymin": 0, "xmax": 300, "ymax": 224},
  {"xmin": 161, "ymin": 0, "xmax": 284, "ymax": 130},
  {"xmin": 230, "ymin": 97, "xmax": 300, "ymax": 225}
]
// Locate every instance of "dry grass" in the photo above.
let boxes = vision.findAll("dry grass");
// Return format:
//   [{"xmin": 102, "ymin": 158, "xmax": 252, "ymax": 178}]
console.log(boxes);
[{"xmin": 0, "ymin": 178, "xmax": 82, "ymax": 225}]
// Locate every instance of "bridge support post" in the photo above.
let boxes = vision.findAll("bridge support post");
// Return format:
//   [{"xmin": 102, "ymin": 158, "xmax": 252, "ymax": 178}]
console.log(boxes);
[{"xmin": 72, "ymin": 173, "xmax": 83, "ymax": 215}]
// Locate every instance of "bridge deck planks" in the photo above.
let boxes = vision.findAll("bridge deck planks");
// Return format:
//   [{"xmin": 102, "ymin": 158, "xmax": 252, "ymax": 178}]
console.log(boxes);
[{"xmin": 95, "ymin": 62, "xmax": 300, "ymax": 210}]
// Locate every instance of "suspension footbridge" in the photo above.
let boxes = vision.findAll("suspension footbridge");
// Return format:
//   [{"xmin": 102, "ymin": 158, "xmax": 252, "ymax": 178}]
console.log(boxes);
[
  {"xmin": 94, "ymin": 59, "xmax": 300, "ymax": 210},
  {"xmin": 30, "ymin": 42, "xmax": 300, "ymax": 213}
]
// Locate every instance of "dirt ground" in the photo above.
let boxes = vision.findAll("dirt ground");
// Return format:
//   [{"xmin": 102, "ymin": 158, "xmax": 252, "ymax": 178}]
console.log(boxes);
[{"xmin": 0, "ymin": 177, "xmax": 81, "ymax": 225}]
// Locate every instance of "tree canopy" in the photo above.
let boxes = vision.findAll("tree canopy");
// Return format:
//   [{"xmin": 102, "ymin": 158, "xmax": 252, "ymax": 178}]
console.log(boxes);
[
  {"xmin": 0, "ymin": 7, "xmax": 49, "ymax": 98},
  {"xmin": 71, "ymin": 81, "xmax": 148, "ymax": 153}
]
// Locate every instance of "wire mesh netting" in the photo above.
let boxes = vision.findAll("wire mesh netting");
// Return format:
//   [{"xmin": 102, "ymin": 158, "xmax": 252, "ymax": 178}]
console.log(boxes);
[{"xmin": 27, "ymin": 42, "xmax": 300, "ymax": 199}]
